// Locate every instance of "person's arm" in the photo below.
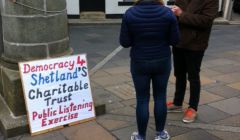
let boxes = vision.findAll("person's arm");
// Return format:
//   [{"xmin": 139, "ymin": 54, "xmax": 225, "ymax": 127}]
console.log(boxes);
[
  {"xmin": 119, "ymin": 14, "xmax": 132, "ymax": 48},
  {"xmin": 176, "ymin": 0, "xmax": 219, "ymax": 29}
]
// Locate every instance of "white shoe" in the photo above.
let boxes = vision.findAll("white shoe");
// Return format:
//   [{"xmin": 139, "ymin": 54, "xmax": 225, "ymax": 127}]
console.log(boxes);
[{"xmin": 131, "ymin": 132, "xmax": 144, "ymax": 140}]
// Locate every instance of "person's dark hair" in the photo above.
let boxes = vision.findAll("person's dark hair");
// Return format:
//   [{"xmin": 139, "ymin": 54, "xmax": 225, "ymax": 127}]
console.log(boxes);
[{"xmin": 134, "ymin": 0, "xmax": 164, "ymax": 5}]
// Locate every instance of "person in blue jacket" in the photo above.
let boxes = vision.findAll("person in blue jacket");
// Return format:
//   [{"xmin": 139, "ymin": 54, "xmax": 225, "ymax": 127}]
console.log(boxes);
[{"xmin": 119, "ymin": 0, "xmax": 180, "ymax": 140}]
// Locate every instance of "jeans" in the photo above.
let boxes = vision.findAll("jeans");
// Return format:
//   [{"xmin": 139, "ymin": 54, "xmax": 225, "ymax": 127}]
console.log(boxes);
[
  {"xmin": 172, "ymin": 47, "xmax": 204, "ymax": 111},
  {"xmin": 130, "ymin": 57, "xmax": 171, "ymax": 138}
]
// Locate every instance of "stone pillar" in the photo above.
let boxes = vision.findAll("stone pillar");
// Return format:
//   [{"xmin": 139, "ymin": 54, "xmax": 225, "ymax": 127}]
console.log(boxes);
[
  {"xmin": 0, "ymin": 4, "xmax": 3, "ymax": 96},
  {"xmin": 0, "ymin": 0, "xmax": 72, "ymax": 138},
  {"xmin": 0, "ymin": 13, "xmax": 3, "ymax": 57}
]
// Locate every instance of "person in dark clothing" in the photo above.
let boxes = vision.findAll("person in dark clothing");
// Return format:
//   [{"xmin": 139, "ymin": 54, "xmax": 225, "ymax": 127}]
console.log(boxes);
[
  {"xmin": 119, "ymin": 0, "xmax": 180, "ymax": 139},
  {"xmin": 167, "ymin": 0, "xmax": 219, "ymax": 123}
]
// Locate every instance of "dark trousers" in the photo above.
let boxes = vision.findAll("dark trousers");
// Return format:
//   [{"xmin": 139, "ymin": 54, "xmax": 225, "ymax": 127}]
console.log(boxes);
[
  {"xmin": 172, "ymin": 47, "xmax": 204, "ymax": 111},
  {"xmin": 131, "ymin": 57, "xmax": 171, "ymax": 138}
]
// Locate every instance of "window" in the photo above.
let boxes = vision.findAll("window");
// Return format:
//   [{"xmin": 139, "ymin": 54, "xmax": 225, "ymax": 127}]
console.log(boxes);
[{"xmin": 118, "ymin": 0, "xmax": 135, "ymax": 6}]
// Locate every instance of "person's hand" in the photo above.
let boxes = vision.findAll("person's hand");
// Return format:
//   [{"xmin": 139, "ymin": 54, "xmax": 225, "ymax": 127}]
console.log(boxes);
[{"xmin": 171, "ymin": 5, "xmax": 183, "ymax": 16}]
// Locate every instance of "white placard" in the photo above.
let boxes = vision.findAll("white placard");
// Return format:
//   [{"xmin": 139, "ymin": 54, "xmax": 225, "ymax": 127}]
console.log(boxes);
[{"xmin": 19, "ymin": 54, "xmax": 95, "ymax": 134}]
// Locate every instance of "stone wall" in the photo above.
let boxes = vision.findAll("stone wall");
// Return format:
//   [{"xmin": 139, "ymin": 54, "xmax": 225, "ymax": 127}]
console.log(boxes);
[{"xmin": 0, "ymin": 0, "xmax": 72, "ymax": 116}]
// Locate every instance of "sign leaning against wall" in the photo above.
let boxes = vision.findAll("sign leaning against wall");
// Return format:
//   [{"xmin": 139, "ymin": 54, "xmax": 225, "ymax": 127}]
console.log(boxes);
[{"xmin": 19, "ymin": 54, "xmax": 95, "ymax": 135}]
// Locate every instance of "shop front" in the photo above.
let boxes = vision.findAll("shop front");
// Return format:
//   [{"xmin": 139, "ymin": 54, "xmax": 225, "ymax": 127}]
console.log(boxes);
[
  {"xmin": 66, "ymin": 0, "xmax": 239, "ymax": 21},
  {"xmin": 66, "ymin": 0, "xmax": 169, "ymax": 18}
]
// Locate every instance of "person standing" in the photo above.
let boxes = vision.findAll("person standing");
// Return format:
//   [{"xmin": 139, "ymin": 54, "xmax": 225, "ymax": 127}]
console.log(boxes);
[
  {"xmin": 167, "ymin": 0, "xmax": 219, "ymax": 123},
  {"xmin": 120, "ymin": 0, "xmax": 179, "ymax": 139}
]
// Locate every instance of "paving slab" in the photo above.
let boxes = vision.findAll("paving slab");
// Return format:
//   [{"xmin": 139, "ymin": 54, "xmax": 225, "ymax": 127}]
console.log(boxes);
[
  {"xmin": 168, "ymin": 73, "xmax": 176, "ymax": 84},
  {"xmin": 227, "ymin": 50, "xmax": 240, "ymax": 56},
  {"xmin": 213, "ymin": 72, "xmax": 240, "ymax": 83},
  {"xmin": 97, "ymin": 118, "xmax": 133, "ymax": 131},
  {"xmin": 207, "ymin": 130, "xmax": 240, "ymax": 140},
  {"xmin": 103, "ymin": 66, "xmax": 130, "ymax": 75},
  {"xmin": 121, "ymin": 99, "xmax": 136, "ymax": 106},
  {"xmin": 166, "ymin": 83, "xmax": 176, "ymax": 97},
  {"xmin": 105, "ymin": 84, "xmax": 135, "ymax": 100},
  {"xmin": 171, "ymin": 129, "xmax": 221, "ymax": 140},
  {"xmin": 201, "ymin": 68, "xmax": 223, "ymax": 78},
  {"xmin": 149, "ymin": 122, "xmax": 192, "ymax": 138},
  {"xmin": 92, "ymin": 88, "xmax": 122, "ymax": 106},
  {"xmin": 112, "ymin": 59, "xmax": 130, "ymax": 67},
  {"xmin": 202, "ymin": 58, "xmax": 237, "ymax": 68},
  {"xmin": 214, "ymin": 114, "xmax": 240, "ymax": 127},
  {"xmin": 225, "ymin": 53, "xmax": 240, "ymax": 61},
  {"xmin": 92, "ymin": 74, "xmax": 131, "ymax": 87},
  {"xmin": 110, "ymin": 106, "xmax": 136, "ymax": 116},
  {"xmin": 101, "ymin": 62, "xmax": 120, "ymax": 69},
  {"xmin": 60, "ymin": 121, "xmax": 116, "ymax": 140},
  {"xmin": 90, "ymin": 80, "xmax": 103, "ymax": 89},
  {"xmin": 169, "ymin": 74, "xmax": 216, "ymax": 87},
  {"xmin": 184, "ymin": 90, "xmax": 224, "ymax": 105},
  {"xmin": 201, "ymin": 76, "xmax": 217, "ymax": 85},
  {"xmin": 91, "ymin": 70, "xmax": 111, "ymax": 78},
  {"xmin": 206, "ymin": 85, "xmax": 240, "ymax": 98},
  {"xmin": 14, "ymin": 132, "xmax": 65, "ymax": 140},
  {"xmin": 210, "ymin": 64, "xmax": 240, "ymax": 74},
  {"xmin": 163, "ymin": 125, "xmax": 191, "ymax": 138},
  {"xmin": 202, "ymin": 54, "xmax": 218, "ymax": 61},
  {"xmin": 106, "ymin": 101, "xmax": 125, "ymax": 113},
  {"xmin": 167, "ymin": 112, "xmax": 203, "ymax": 123},
  {"xmin": 228, "ymin": 82, "xmax": 240, "ymax": 90},
  {"xmin": 209, "ymin": 97, "xmax": 240, "ymax": 115},
  {"xmin": 112, "ymin": 125, "xmax": 155, "ymax": 140},
  {"xmin": 98, "ymin": 114, "xmax": 136, "ymax": 123},
  {"xmin": 197, "ymin": 105, "xmax": 231, "ymax": 123},
  {"xmin": 6, "ymin": 121, "xmax": 116, "ymax": 140}
]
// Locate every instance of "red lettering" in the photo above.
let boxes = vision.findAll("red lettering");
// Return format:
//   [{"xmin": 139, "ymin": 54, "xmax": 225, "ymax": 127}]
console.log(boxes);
[
  {"xmin": 53, "ymin": 110, "xmax": 57, "ymax": 116},
  {"xmin": 42, "ymin": 118, "xmax": 47, "ymax": 127},
  {"xmin": 48, "ymin": 119, "xmax": 54, "ymax": 125},
  {"xmin": 64, "ymin": 61, "xmax": 68, "ymax": 68},
  {"xmin": 32, "ymin": 112, "xmax": 38, "ymax": 120},
  {"xmin": 49, "ymin": 64, "xmax": 53, "ymax": 70},
  {"xmin": 23, "ymin": 64, "xmax": 30, "ymax": 74},
  {"xmin": 77, "ymin": 56, "xmax": 86, "ymax": 66},
  {"xmin": 74, "ymin": 113, "xmax": 78, "ymax": 118},
  {"xmin": 31, "ymin": 66, "xmax": 36, "ymax": 72}
]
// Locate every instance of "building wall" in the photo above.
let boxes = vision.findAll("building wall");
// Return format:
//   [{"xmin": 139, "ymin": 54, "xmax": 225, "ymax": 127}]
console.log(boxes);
[
  {"xmin": 105, "ymin": 0, "xmax": 169, "ymax": 15},
  {"xmin": 66, "ymin": 0, "xmax": 225, "ymax": 17},
  {"xmin": 66, "ymin": 0, "xmax": 80, "ymax": 15},
  {"xmin": 105, "ymin": 0, "xmax": 130, "ymax": 15}
]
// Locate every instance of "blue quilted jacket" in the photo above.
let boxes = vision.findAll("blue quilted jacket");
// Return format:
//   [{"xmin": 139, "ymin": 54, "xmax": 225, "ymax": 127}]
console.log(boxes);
[{"xmin": 119, "ymin": 1, "xmax": 180, "ymax": 61}]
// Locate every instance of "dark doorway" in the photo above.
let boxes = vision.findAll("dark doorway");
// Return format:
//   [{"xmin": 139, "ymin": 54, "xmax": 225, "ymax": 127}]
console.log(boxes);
[{"xmin": 80, "ymin": 0, "xmax": 105, "ymax": 12}]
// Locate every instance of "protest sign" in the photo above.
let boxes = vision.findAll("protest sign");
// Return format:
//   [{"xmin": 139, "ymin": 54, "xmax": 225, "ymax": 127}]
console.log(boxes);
[{"xmin": 18, "ymin": 54, "xmax": 95, "ymax": 135}]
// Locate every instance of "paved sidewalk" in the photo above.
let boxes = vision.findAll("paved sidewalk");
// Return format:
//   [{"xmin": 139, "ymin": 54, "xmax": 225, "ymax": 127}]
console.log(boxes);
[
  {"xmin": 1, "ymin": 25, "xmax": 240, "ymax": 140},
  {"xmin": 89, "ymin": 25, "xmax": 240, "ymax": 140}
]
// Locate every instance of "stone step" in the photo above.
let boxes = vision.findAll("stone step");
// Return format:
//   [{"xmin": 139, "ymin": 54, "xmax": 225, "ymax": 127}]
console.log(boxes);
[{"xmin": 80, "ymin": 11, "xmax": 106, "ymax": 20}]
